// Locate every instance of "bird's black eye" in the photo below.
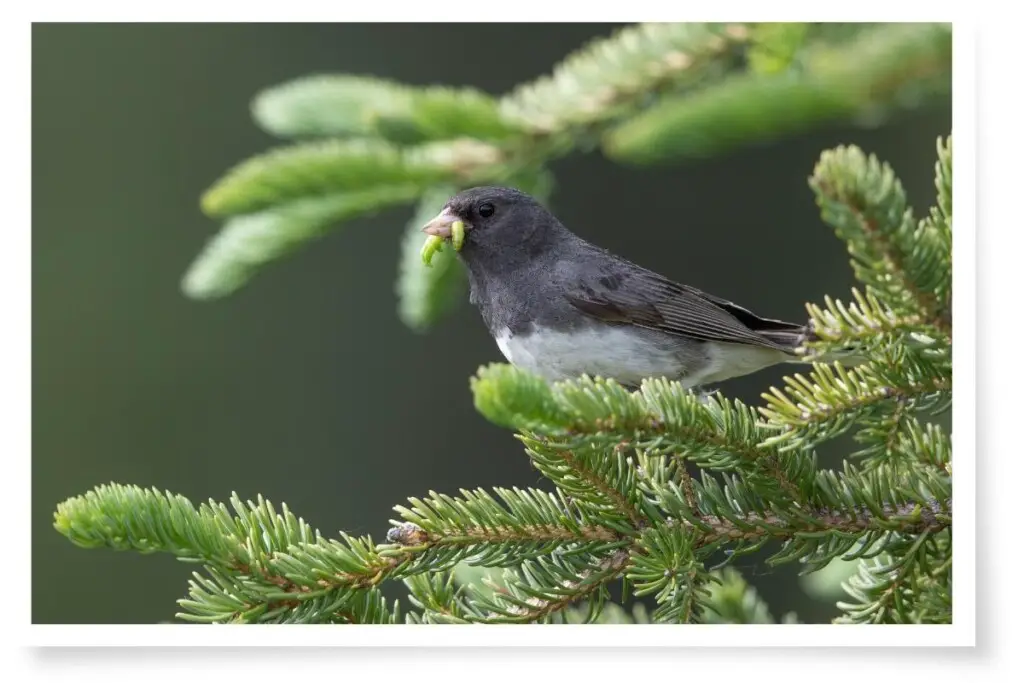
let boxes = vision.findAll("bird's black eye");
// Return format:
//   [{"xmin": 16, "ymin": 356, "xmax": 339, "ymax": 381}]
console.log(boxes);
[{"xmin": 478, "ymin": 202, "xmax": 495, "ymax": 218}]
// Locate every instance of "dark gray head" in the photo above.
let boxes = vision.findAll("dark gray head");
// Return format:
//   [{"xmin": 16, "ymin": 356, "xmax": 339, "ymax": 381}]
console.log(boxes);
[{"xmin": 421, "ymin": 186, "xmax": 571, "ymax": 273}]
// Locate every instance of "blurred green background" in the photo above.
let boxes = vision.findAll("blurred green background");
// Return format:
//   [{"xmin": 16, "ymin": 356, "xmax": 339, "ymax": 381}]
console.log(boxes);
[{"xmin": 32, "ymin": 22, "xmax": 951, "ymax": 624}]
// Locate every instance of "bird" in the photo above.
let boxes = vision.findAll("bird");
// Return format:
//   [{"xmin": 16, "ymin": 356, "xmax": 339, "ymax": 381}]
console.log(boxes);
[{"xmin": 421, "ymin": 185, "xmax": 835, "ymax": 392}]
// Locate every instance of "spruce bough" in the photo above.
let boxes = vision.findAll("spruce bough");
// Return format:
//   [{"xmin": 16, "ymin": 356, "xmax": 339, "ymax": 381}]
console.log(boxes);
[{"xmin": 54, "ymin": 134, "xmax": 954, "ymax": 625}]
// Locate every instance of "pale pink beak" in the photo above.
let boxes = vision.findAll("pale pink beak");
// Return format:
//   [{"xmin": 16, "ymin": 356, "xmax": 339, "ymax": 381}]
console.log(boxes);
[{"xmin": 421, "ymin": 207, "xmax": 471, "ymax": 239}]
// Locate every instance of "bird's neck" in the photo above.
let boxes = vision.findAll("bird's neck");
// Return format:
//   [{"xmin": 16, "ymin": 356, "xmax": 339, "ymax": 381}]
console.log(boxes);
[{"xmin": 459, "ymin": 227, "xmax": 573, "ymax": 335}]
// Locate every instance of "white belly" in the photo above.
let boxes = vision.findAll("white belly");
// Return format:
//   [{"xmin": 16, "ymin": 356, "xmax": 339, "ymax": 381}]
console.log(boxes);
[
  {"xmin": 494, "ymin": 325, "xmax": 691, "ymax": 388},
  {"xmin": 493, "ymin": 325, "xmax": 789, "ymax": 389}
]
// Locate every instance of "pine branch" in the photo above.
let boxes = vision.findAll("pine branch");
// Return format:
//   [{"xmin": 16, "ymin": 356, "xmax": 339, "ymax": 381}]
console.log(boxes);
[
  {"xmin": 251, "ymin": 74, "xmax": 523, "ymax": 143},
  {"xmin": 499, "ymin": 22, "xmax": 751, "ymax": 136},
  {"xmin": 554, "ymin": 601, "xmax": 653, "ymax": 624},
  {"xmin": 603, "ymin": 23, "xmax": 951, "ymax": 164},
  {"xmin": 52, "ymin": 483, "xmax": 409, "ymax": 623},
  {"xmin": 182, "ymin": 186, "xmax": 421, "ymax": 300},
  {"xmin": 809, "ymin": 138, "xmax": 952, "ymax": 334},
  {"xmin": 517, "ymin": 440, "xmax": 651, "ymax": 533},
  {"xmin": 745, "ymin": 23, "xmax": 809, "ymax": 75},
  {"xmin": 465, "ymin": 549, "xmax": 632, "ymax": 624},
  {"xmin": 409, "ymin": 549, "xmax": 636, "ymax": 624},
  {"xmin": 200, "ymin": 138, "xmax": 503, "ymax": 218},
  {"xmin": 55, "ymin": 119, "xmax": 955, "ymax": 625},
  {"xmin": 834, "ymin": 528, "xmax": 951, "ymax": 624},
  {"xmin": 178, "ymin": 566, "xmax": 400, "ymax": 624},
  {"xmin": 403, "ymin": 571, "xmax": 474, "ymax": 624},
  {"xmin": 804, "ymin": 287, "xmax": 945, "ymax": 358},
  {"xmin": 54, "ymin": 483, "xmax": 318, "ymax": 564},
  {"xmin": 628, "ymin": 525, "xmax": 712, "ymax": 623},
  {"xmin": 472, "ymin": 364, "xmax": 813, "ymax": 502},
  {"xmin": 630, "ymin": 444, "xmax": 950, "ymax": 577},
  {"xmin": 759, "ymin": 359, "xmax": 951, "ymax": 453},
  {"xmin": 933, "ymin": 136, "xmax": 952, "ymax": 238},
  {"xmin": 387, "ymin": 487, "xmax": 630, "ymax": 572},
  {"xmin": 180, "ymin": 22, "xmax": 950, "ymax": 333},
  {"xmin": 640, "ymin": 463, "xmax": 948, "ymax": 567}
]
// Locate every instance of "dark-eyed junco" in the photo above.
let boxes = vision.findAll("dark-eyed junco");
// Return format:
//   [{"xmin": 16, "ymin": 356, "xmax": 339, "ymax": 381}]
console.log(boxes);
[{"xmin": 422, "ymin": 186, "xmax": 831, "ymax": 391}]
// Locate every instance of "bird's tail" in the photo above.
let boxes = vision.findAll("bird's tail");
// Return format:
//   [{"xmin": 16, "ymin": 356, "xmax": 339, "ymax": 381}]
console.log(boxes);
[{"xmin": 760, "ymin": 326, "xmax": 869, "ymax": 367}]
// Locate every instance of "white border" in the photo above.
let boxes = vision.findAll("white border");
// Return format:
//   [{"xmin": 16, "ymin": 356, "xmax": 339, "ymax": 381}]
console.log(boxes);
[
  {"xmin": 14, "ymin": 0, "xmax": 980, "ymax": 659},
  {"xmin": 29, "ymin": 622, "xmax": 969, "ymax": 647}
]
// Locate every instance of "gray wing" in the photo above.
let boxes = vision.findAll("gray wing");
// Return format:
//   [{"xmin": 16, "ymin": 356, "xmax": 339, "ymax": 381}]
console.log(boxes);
[{"xmin": 559, "ymin": 255, "xmax": 805, "ymax": 353}]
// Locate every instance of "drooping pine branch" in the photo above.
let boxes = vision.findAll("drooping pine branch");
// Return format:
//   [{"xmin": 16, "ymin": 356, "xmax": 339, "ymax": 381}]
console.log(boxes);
[
  {"xmin": 499, "ymin": 22, "xmax": 751, "ymax": 136},
  {"xmin": 200, "ymin": 138, "xmax": 504, "ymax": 218},
  {"xmin": 603, "ymin": 23, "xmax": 951, "ymax": 164},
  {"xmin": 251, "ymin": 74, "xmax": 524, "ymax": 143},
  {"xmin": 182, "ymin": 186, "xmax": 422, "ymax": 300}
]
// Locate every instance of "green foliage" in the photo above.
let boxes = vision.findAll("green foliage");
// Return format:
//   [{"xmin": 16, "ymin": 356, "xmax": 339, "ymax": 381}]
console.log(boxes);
[
  {"xmin": 252, "ymin": 75, "xmax": 523, "ymax": 143},
  {"xmin": 182, "ymin": 186, "xmax": 421, "ymax": 300},
  {"xmin": 604, "ymin": 23, "xmax": 951, "ymax": 163},
  {"xmin": 497, "ymin": 22, "xmax": 749, "ymax": 135},
  {"xmin": 808, "ymin": 138, "xmax": 953, "ymax": 334},
  {"xmin": 702, "ymin": 568, "xmax": 799, "ymax": 624},
  {"xmin": 54, "ymin": 136, "xmax": 954, "ymax": 626},
  {"xmin": 746, "ymin": 23, "xmax": 810, "ymax": 75},
  {"xmin": 182, "ymin": 21, "xmax": 951, "ymax": 334},
  {"xmin": 53, "ymin": 24, "xmax": 953, "ymax": 626},
  {"xmin": 200, "ymin": 138, "xmax": 502, "ymax": 218}
]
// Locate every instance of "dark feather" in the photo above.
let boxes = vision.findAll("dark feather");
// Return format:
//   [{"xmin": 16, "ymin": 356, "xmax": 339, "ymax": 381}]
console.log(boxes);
[{"xmin": 560, "ymin": 248, "xmax": 807, "ymax": 353}]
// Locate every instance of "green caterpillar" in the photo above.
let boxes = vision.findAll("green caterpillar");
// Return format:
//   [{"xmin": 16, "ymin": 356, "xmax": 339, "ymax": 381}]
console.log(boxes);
[{"xmin": 420, "ymin": 220, "xmax": 465, "ymax": 267}]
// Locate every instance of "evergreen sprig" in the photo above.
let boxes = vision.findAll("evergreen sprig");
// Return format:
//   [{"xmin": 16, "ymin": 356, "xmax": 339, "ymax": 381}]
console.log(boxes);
[
  {"xmin": 252, "ymin": 75, "xmax": 523, "ymax": 143},
  {"xmin": 808, "ymin": 139, "xmax": 952, "ymax": 335},
  {"xmin": 498, "ymin": 22, "xmax": 751, "ymax": 136},
  {"xmin": 54, "ymin": 483, "xmax": 405, "ymax": 624},
  {"xmin": 473, "ymin": 366, "xmax": 815, "ymax": 503},
  {"xmin": 603, "ymin": 23, "xmax": 951, "ymax": 164},
  {"xmin": 54, "ymin": 37, "xmax": 953, "ymax": 625}
]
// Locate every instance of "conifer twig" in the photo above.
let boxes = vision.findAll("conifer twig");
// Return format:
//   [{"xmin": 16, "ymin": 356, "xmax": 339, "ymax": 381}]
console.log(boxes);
[
  {"xmin": 556, "ymin": 449, "xmax": 647, "ymax": 529},
  {"xmin": 819, "ymin": 187, "xmax": 951, "ymax": 335},
  {"xmin": 484, "ymin": 549, "xmax": 632, "ymax": 623}
]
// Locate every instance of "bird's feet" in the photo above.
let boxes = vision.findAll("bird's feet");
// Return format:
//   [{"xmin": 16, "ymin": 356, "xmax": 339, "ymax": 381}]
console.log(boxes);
[{"xmin": 694, "ymin": 386, "xmax": 718, "ymax": 405}]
